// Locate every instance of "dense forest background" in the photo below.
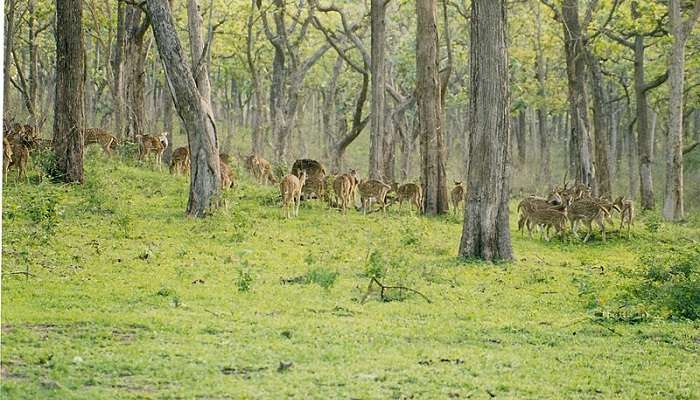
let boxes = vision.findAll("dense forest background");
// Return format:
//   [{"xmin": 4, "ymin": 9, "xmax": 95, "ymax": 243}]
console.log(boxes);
[{"xmin": 3, "ymin": 0, "xmax": 700, "ymax": 209}]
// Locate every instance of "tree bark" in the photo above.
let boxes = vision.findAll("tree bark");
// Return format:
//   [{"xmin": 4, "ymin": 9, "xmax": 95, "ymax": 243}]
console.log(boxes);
[
  {"xmin": 147, "ymin": 0, "xmax": 221, "ymax": 217},
  {"xmin": 534, "ymin": 3, "xmax": 550, "ymax": 187},
  {"xmin": 561, "ymin": 0, "xmax": 594, "ymax": 188},
  {"xmin": 124, "ymin": 5, "xmax": 152, "ymax": 139},
  {"xmin": 111, "ymin": 1, "xmax": 126, "ymax": 137},
  {"xmin": 162, "ymin": 80, "xmax": 174, "ymax": 164},
  {"xmin": 416, "ymin": 0, "xmax": 449, "ymax": 215},
  {"xmin": 663, "ymin": 0, "xmax": 700, "ymax": 221},
  {"xmin": 4, "ymin": 0, "xmax": 16, "ymax": 116},
  {"xmin": 459, "ymin": 0, "xmax": 512, "ymax": 261},
  {"xmin": 53, "ymin": 0, "xmax": 85, "ymax": 183},
  {"xmin": 369, "ymin": 0, "xmax": 387, "ymax": 179},
  {"xmin": 586, "ymin": 50, "xmax": 612, "ymax": 197},
  {"xmin": 246, "ymin": 0, "xmax": 264, "ymax": 155}
]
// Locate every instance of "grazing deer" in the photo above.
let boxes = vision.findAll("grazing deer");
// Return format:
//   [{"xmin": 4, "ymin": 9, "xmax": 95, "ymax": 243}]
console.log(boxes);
[
  {"xmin": 3, "ymin": 136, "xmax": 13, "ymax": 180},
  {"xmin": 451, "ymin": 181, "xmax": 465, "ymax": 215},
  {"xmin": 333, "ymin": 174, "xmax": 354, "ymax": 214},
  {"xmin": 517, "ymin": 194, "xmax": 563, "ymax": 235},
  {"xmin": 358, "ymin": 179, "xmax": 391, "ymax": 215},
  {"xmin": 280, "ymin": 170, "xmax": 307, "ymax": 218},
  {"xmin": 170, "ymin": 147, "xmax": 190, "ymax": 175},
  {"xmin": 614, "ymin": 196, "xmax": 634, "ymax": 238},
  {"xmin": 220, "ymin": 157, "xmax": 235, "ymax": 190},
  {"xmin": 527, "ymin": 208, "xmax": 569, "ymax": 241},
  {"xmin": 255, "ymin": 157, "xmax": 276, "ymax": 185},
  {"xmin": 8, "ymin": 141, "xmax": 29, "ymax": 181},
  {"xmin": 568, "ymin": 199, "xmax": 611, "ymax": 242},
  {"xmin": 84, "ymin": 128, "xmax": 118, "ymax": 156},
  {"xmin": 394, "ymin": 182, "xmax": 422, "ymax": 214},
  {"xmin": 137, "ymin": 133, "xmax": 167, "ymax": 170}
]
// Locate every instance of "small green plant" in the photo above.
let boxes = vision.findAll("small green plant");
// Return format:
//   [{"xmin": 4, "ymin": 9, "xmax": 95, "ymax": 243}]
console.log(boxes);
[
  {"xmin": 304, "ymin": 267, "xmax": 339, "ymax": 290},
  {"xmin": 26, "ymin": 190, "xmax": 60, "ymax": 242},
  {"xmin": 237, "ymin": 269, "xmax": 254, "ymax": 292},
  {"xmin": 32, "ymin": 148, "xmax": 61, "ymax": 181},
  {"xmin": 365, "ymin": 250, "xmax": 386, "ymax": 280},
  {"xmin": 113, "ymin": 214, "xmax": 133, "ymax": 238},
  {"xmin": 643, "ymin": 212, "xmax": 663, "ymax": 234}
]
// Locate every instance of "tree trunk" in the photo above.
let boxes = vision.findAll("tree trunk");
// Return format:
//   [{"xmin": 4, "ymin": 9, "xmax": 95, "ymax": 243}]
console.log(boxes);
[
  {"xmin": 188, "ymin": 0, "xmax": 212, "ymax": 106},
  {"xmin": 4, "ymin": 0, "xmax": 16, "ymax": 115},
  {"xmin": 459, "ymin": 0, "xmax": 512, "ymax": 261},
  {"xmin": 28, "ymin": 0, "xmax": 38, "ymax": 126},
  {"xmin": 516, "ymin": 109, "xmax": 526, "ymax": 165},
  {"xmin": 627, "ymin": 118, "xmax": 639, "ymax": 199},
  {"xmin": 416, "ymin": 0, "xmax": 449, "ymax": 215},
  {"xmin": 586, "ymin": 50, "xmax": 612, "ymax": 197},
  {"xmin": 369, "ymin": 0, "xmax": 387, "ymax": 180},
  {"xmin": 111, "ymin": 1, "xmax": 126, "ymax": 136},
  {"xmin": 124, "ymin": 5, "xmax": 151, "ymax": 139},
  {"xmin": 162, "ymin": 81, "xmax": 174, "ymax": 164},
  {"xmin": 663, "ymin": 0, "xmax": 699, "ymax": 221},
  {"xmin": 534, "ymin": 3, "xmax": 550, "ymax": 188},
  {"xmin": 246, "ymin": 0, "xmax": 264, "ymax": 155},
  {"xmin": 562, "ymin": 0, "xmax": 594, "ymax": 188},
  {"xmin": 147, "ymin": 0, "xmax": 221, "ymax": 217},
  {"xmin": 53, "ymin": 0, "xmax": 85, "ymax": 183}
]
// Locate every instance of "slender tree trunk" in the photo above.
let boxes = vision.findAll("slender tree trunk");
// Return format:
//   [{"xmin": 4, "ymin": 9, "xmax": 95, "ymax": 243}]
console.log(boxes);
[
  {"xmin": 53, "ymin": 0, "xmax": 85, "ymax": 183},
  {"xmin": 246, "ymin": 0, "xmax": 264, "ymax": 155},
  {"xmin": 516, "ymin": 109, "xmax": 526, "ymax": 165},
  {"xmin": 586, "ymin": 50, "xmax": 612, "ymax": 197},
  {"xmin": 4, "ymin": 0, "xmax": 16, "ymax": 115},
  {"xmin": 459, "ymin": 0, "xmax": 512, "ymax": 261},
  {"xmin": 162, "ymin": 81, "xmax": 174, "ymax": 164},
  {"xmin": 188, "ymin": 0, "xmax": 212, "ymax": 106},
  {"xmin": 534, "ymin": 2, "xmax": 550, "ymax": 188},
  {"xmin": 112, "ymin": 1, "xmax": 126, "ymax": 137},
  {"xmin": 124, "ymin": 5, "xmax": 151, "ymax": 139},
  {"xmin": 627, "ymin": 118, "xmax": 639, "ymax": 199},
  {"xmin": 147, "ymin": 0, "xmax": 221, "ymax": 217},
  {"xmin": 663, "ymin": 0, "xmax": 699, "ymax": 221},
  {"xmin": 416, "ymin": 0, "xmax": 448, "ymax": 215},
  {"xmin": 27, "ymin": 0, "xmax": 38, "ymax": 126},
  {"xmin": 369, "ymin": 0, "xmax": 387, "ymax": 179}
]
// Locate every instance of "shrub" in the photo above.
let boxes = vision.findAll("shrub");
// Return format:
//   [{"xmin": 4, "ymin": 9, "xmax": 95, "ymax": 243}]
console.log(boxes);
[
  {"xmin": 26, "ymin": 190, "xmax": 60, "ymax": 242},
  {"xmin": 620, "ymin": 246, "xmax": 700, "ymax": 320},
  {"xmin": 304, "ymin": 267, "xmax": 339, "ymax": 290},
  {"xmin": 237, "ymin": 268, "xmax": 254, "ymax": 292}
]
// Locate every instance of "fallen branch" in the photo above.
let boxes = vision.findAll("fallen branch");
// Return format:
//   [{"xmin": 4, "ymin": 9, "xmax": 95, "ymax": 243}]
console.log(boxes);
[
  {"xmin": 361, "ymin": 277, "xmax": 432, "ymax": 304},
  {"xmin": 3, "ymin": 271, "xmax": 35, "ymax": 277}
]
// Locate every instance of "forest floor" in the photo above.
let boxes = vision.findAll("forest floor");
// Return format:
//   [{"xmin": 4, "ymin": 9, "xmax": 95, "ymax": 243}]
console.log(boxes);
[{"xmin": 2, "ymin": 152, "xmax": 699, "ymax": 399}]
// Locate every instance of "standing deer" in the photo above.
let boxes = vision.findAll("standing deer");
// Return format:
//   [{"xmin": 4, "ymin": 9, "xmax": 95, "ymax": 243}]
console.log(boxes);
[
  {"xmin": 358, "ymin": 179, "xmax": 391, "ymax": 215},
  {"xmin": 393, "ymin": 182, "xmax": 422, "ymax": 214},
  {"xmin": 614, "ymin": 196, "xmax": 635, "ymax": 238},
  {"xmin": 568, "ymin": 199, "xmax": 611, "ymax": 242},
  {"xmin": 333, "ymin": 174, "xmax": 354, "ymax": 214},
  {"xmin": 280, "ymin": 171, "xmax": 307, "ymax": 218},
  {"xmin": 3, "ymin": 137, "xmax": 12, "ymax": 180},
  {"xmin": 170, "ymin": 147, "xmax": 190, "ymax": 175},
  {"xmin": 84, "ymin": 128, "xmax": 118, "ymax": 156},
  {"xmin": 451, "ymin": 181, "xmax": 465, "ymax": 215},
  {"xmin": 137, "ymin": 133, "xmax": 167, "ymax": 170}
]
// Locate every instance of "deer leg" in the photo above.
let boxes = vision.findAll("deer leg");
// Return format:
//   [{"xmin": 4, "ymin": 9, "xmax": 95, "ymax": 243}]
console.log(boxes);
[{"xmin": 583, "ymin": 220, "xmax": 592, "ymax": 242}]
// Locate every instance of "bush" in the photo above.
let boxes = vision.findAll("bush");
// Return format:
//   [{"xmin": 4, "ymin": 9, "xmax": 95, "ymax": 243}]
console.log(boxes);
[
  {"xmin": 621, "ymin": 246, "xmax": 700, "ymax": 320},
  {"xmin": 304, "ymin": 267, "xmax": 339, "ymax": 290},
  {"xmin": 26, "ymin": 190, "xmax": 60, "ymax": 242}
]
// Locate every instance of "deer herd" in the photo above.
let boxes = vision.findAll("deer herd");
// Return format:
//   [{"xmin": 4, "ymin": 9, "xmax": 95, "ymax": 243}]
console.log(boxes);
[{"xmin": 2, "ymin": 120, "xmax": 635, "ymax": 243}]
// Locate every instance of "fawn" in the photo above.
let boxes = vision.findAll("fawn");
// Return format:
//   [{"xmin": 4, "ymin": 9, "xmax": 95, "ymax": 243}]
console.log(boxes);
[
  {"xmin": 170, "ymin": 147, "xmax": 190, "ymax": 175},
  {"xmin": 333, "ymin": 174, "xmax": 354, "ymax": 214},
  {"xmin": 280, "ymin": 170, "xmax": 307, "ymax": 218},
  {"xmin": 614, "ymin": 196, "xmax": 634, "ymax": 238},
  {"xmin": 451, "ymin": 181, "xmax": 465, "ymax": 215}
]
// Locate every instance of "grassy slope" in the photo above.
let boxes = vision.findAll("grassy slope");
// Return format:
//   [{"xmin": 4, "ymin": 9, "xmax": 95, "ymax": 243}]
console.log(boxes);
[{"xmin": 2, "ymin": 154, "xmax": 699, "ymax": 399}]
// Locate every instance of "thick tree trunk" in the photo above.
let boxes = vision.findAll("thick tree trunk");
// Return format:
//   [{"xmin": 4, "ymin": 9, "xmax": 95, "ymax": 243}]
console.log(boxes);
[
  {"xmin": 369, "ymin": 0, "xmax": 387, "ymax": 179},
  {"xmin": 416, "ymin": 0, "xmax": 449, "ymax": 215},
  {"xmin": 124, "ymin": 5, "xmax": 151, "ymax": 139},
  {"xmin": 459, "ymin": 0, "xmax": 512, "ymax": 261},
  {"xmin": 586, "ymin": 50, "xmax": 612, "ymax": 197},
  {"xmin": 53, "ymin": 0, "xmax": 85, "ymax": 183},
  {"xmin": 561, "ymin": 0, "xmax": 594, "ymax": 188},
  {"xmin": 663, "ymin": 0, "xmax": 699, "ymax": 221},
  {"xmin": 147, "ymin": 0, "xmax": 221, "ymax": 217}
]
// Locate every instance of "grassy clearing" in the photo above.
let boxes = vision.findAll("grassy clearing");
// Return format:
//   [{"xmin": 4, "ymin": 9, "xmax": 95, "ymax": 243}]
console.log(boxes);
[{"xmin": 2, "ymin": 153, "xmax": 699, "ymax": 399}]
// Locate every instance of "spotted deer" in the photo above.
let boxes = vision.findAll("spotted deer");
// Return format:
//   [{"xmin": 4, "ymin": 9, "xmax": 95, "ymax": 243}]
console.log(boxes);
[
  {"xmin": 137, "ymin": 132, "xmax": 168, "ymax": 170},
  {"xmin": 3, "ymin": 137, "xmax": 12, "ymax": 180},
  {"xmin": 170, "ymin": 147, "xmax": 190, "ymax": 175},
  {"xmin": 8, "ymin": 141, "xmax": 29, "ymax": 181},
  {"xmin": 280, "ymin": 171, "xmax": 307, "ymax": 218},
  {"xmin": 358, "ymin": 179, "xmax": 391, "ymax": 215},
  {"xmin": 451, "ymin": 181, "xmax": 465, "ymax": 215},
  {"xmin": 393, "ymin": 182, "xmax": 422, "ymax": 214},
  {"xmin": 255, "ymin": 157, "xmax": 276, "ymax": 185},
  {"xmin": 517, "ymin": 193, "xmax": 563, "ymax": 235},
  {"xmin": 333, "ymin": 174, "xmax": 354, "ymax": 214},
  {"xmin": 220, "ymin": 157, "xmax": 236, "ymax": 190},
  {"xmin": 84, "ymin": 128, "xmax": 118, "ymax": 156},
  {"xmin": 568, "ymin": 199, "xmax": 611, "ymax": 242},
  {"xmin": 614, "ymin": 196, "xmax": 634, "ymax": 238},
  {"xmin": 526, "ymin": 207, "xmax": 569, "ymax": 241}
]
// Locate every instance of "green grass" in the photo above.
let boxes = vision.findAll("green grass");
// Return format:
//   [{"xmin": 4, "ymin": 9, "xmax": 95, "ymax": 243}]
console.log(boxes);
[{"xmin": 2, "ymin": 153, "xmax": 700, "ymax": 399}]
